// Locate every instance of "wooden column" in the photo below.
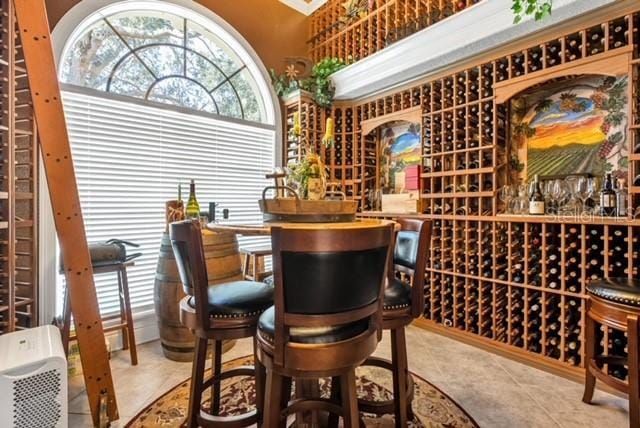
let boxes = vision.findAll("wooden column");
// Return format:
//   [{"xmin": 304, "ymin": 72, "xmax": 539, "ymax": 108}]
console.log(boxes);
[{"xmin": 12, "ymin": 0, "xmax": 118, "ymax": 425}]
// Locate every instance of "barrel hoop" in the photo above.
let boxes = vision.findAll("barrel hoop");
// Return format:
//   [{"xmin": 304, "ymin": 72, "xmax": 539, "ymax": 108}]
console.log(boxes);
[{"xmin": 161, "ymin": 343, "xmax": 194, "ymax": 353}]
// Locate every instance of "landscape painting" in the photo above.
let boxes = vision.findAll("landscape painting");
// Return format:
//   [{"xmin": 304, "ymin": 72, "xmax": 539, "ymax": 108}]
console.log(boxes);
[
  {"xmin": 510, "ymin": 75, "xmax": 628, "ymax": 181},
  {"xmin": 379, "ymin": 121, "xmax": 421, "ymax": 193}
]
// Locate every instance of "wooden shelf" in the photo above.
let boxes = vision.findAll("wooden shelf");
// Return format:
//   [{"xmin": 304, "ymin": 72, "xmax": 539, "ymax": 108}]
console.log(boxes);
[{"xmin": 421, "ymin": 166, "xmax": 494, "ymax": 178}]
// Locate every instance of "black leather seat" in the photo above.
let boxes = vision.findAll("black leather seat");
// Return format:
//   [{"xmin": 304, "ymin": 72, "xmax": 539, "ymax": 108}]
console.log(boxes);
[
  {"xmin": 187, "ymin": 280, "xmax": 273, "ymax": 316},
  {"xmin": 587, "ymin": 278, "xmax": 640, "ymax": 307},
  {"xmin": 258, "ymin": 306, "xmax": 368, "ymax": 344},
  {"xmin": 384, "ymin": 277, "xmax": 412, "ymax": 310}
]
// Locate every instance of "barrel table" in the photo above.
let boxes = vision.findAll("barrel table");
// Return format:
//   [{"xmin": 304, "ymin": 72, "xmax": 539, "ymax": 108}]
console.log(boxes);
[{"xmin": 154, "ymin": 229, "xmax": 240, "ymax": 361}]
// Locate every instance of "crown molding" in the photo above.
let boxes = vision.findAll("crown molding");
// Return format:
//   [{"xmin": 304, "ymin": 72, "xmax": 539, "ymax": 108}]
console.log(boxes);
[
  {"xmin": 279, "ymin": 0, "xmax": 327, "ymax": 16},
  {"xmin": 331, "ymin": 0, "xmax": 622, "ymax": 101}
]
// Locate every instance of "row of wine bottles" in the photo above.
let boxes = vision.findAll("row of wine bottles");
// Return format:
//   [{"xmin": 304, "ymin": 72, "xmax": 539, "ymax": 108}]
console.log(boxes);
[
  {"xmin": 428, "ymin": 221, "xmax": 640, "ymax": 290},
  {"xmin": 425, "ymin": 274, "xmax": 585, "ymax": 365}
]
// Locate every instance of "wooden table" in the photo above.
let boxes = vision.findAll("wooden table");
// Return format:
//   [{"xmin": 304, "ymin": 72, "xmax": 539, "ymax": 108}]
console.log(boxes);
[
  {"xmin": 206, "ymin": 218, "xmax": 397, "ymax": 235},
  {"xmin": 206, "ymin": 218, "xmax": 395, "ymax": 425}
]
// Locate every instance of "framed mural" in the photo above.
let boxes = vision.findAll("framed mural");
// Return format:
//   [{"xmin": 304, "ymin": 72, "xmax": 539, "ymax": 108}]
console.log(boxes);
[
  {"xmin": 510, "ymin": 75, "xmax": 629, "ymax": 181},
  {"xmin": 379, "ymin": 121, "xmax": 421, "ymax": 193}
]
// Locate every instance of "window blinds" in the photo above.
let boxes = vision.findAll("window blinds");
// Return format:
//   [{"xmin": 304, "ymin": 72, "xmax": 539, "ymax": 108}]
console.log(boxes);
[{"xmin": 59, "ymin": 89, "xmax": 275, "ymax": 315}]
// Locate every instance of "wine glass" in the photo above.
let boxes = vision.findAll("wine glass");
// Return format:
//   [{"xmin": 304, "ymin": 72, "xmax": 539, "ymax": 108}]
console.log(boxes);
[
  {"xmin": 551, "ymin": 179, "xmax": 568, "ymax": 215},
  {"xmin": 515, "ymin": 184, "xmax": 528, "ymax": 214},
  {"xmin": 543, "ymin": 180, "xmax": 555, "ymax": 214},
  {"xmin": 585, "ymin": 177, "xmax": 600, "ymax": 214},
  {"xmin": 574, "ymin": 176, "xmax": 589, "ymax": 214},
  {"xmin": 499, "ymin": 185, "xmax": 514, "ymax": 214}
]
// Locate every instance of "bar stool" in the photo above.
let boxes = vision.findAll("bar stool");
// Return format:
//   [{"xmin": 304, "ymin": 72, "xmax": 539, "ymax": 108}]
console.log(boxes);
[
  {"xmin": 583, "ymin": 277, "xmax": 640, "ymax": 428},
  {"xmin": 61, "ymin": 261, "xmax": 138, "ymax": 365},
  {"xmin": 358, "ymin": 218, "xmax": 431, "ymax": 426},
  {"xmin": 170, "ymin": 219, "xmax": 273, "ymax": 427},
  {"xmin": 241, "ymin": 246, "xmax": 273, "ymax": 282},
  {"xmin": 256, "ymin": 224, "xmax": 394, "ymax": 427}
]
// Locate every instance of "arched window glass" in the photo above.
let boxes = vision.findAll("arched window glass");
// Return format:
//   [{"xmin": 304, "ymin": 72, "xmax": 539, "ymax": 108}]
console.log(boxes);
[{"xmin": 60, "ymin": 10, "xmax": 266, "ymax": 122}]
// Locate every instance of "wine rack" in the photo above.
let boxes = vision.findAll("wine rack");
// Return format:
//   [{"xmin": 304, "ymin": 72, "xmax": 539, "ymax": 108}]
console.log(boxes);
[
  {"xmin": 282, "ymin": 90, "xmax": 326, "ymax": 165},
  {"xmin": 286, "ymin": 6, "xmax": 640, "ymax": 379},
  {"xmin": 0, "ymin": 0, "xmax": 39, "ymax": 335},
  {"xmin": 308, "ymin": 0, "xmax": 483, "ymax": 63}
]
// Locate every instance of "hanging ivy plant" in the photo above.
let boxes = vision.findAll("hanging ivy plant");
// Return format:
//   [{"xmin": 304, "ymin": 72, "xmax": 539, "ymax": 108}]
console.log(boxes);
[
  {"xmin": 270, "ymin": 57, "xmax": 351, "ymax": 108},
  {"xmin": 512, "ymin": 0, "xmax": 552, "ymax": 24}
]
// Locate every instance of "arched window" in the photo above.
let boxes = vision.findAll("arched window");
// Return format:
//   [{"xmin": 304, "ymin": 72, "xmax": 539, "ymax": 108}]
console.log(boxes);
[
  {"xmin": 60, "ymin": 7, "xmax": 268, "ymax": 122},
  {"xmin": 48, "ymin": 0, "xmax": 277, "ymax": 318}
]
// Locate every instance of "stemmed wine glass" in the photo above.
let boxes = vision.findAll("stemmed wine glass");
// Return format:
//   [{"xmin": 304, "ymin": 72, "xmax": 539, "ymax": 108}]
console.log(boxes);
[
  {"xmin": 551, "ymin": 179, "xmax": 568, "ymax": 215},
  {"xmin": 574, "ymin": 176, "xmax": 589, "ymax": 214},
  {"xmin": 499, "ymin": 185, "xmax": 515, "ymax": 214}
]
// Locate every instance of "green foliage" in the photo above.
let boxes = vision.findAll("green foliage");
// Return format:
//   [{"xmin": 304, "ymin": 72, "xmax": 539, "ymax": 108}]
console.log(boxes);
[
  {"xmin": 270, "ymin": 57, "xmax": 350, "ymax": 108},
  {"xmin": 512, "ymin": 0, "xmax": 552, "ymax": 24},
  {"xmin": 509, "ymin": 155, "xmax": 525, "ymax": 172}
]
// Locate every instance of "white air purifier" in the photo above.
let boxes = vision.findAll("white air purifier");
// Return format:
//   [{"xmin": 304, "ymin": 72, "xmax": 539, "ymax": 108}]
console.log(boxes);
[{"xmin": 0, "ymin": 325, "xmax": 67, "ymax": 428}]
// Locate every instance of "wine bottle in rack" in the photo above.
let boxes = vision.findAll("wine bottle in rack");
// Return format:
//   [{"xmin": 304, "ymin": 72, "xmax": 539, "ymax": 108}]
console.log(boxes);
[
  {"xmin": 587, "ymin": 25, "xmax": 605, "ymax": 55},
  {"xmin": 609, "ymin": 20, "xmax": 628, "ymax": 49},
  {"xmin": 566, "ymin": 34, "xmax": 583, "ymax": 61},
  {"xmin": 528, "ymin": 49, "xmax": 542, "ymax": 72},
  {"xmin": 546, "ymin": 41, "xmax": 562, "ymax": 66},
  {"xmin": 512, "ymin": 54, "xmax": 525, "ymax": 77}
]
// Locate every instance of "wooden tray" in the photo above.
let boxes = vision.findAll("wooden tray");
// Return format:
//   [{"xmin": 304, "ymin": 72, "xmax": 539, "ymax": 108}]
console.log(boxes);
[{"xmin": 259, "ymin": 186, "xmax": 357, "ymax": 223}]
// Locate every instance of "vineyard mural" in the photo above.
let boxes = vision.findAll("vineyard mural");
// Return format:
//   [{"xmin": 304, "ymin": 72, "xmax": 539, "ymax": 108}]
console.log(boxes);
[
  {"xmin": 510, "ymin": 75, "xmax": 629, "ymax": 181},
  {"xmin": 379, "ymin": 121, "xmax": 421, "ymax": 193}
]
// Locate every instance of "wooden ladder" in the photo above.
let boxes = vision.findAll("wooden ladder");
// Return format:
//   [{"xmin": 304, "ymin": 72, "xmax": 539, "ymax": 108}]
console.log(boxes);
[{"xmin": 12, "ymin": 0, "xmax": 118, "ymax": 425}]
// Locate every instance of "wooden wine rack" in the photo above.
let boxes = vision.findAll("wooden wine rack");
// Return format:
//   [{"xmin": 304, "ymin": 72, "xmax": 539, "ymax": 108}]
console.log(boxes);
[
  {"xmin": 308, "ymin": 0, "xmax": 483, "ymax": 63},
  {"xmin": 282, "ymin": 6, "xmax": 640, "ymax": 380},
  {"xmin": 0, "ymin": 0, "xmax": 39, "ymax": 335}
]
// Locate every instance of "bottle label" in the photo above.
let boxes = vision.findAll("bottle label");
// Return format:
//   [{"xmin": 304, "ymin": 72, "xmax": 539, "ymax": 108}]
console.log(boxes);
[
  {"xmin": 601, "ymin": 194, "xmax": 615, "ymax": 208},
  {"xmin": 529, "ymin": 201, "xmax": 545, "ymax": 215}
]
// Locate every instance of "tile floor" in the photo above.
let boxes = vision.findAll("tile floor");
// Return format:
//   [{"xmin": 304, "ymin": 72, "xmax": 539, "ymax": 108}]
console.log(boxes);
[{"xmin": 68, "ymin": 326, "xmax": 630, "ymax": 427}]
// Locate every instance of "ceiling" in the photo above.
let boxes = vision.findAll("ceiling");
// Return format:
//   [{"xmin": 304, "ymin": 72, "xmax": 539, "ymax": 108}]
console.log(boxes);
[{"xmin": 279, "ymin": 0, "xmax": 327, "ymax": 15}]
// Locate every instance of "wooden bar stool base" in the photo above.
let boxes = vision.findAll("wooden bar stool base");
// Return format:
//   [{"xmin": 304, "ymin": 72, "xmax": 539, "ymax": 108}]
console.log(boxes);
[
  {"xmin": 357, "ymin": 356, "xmax": 415, "ymax": 417},
  {"xmin": 241, "ymin": 246, "xmax": 272, "ymax": 282},
  {"xmin": 583, "ymin": 280, "xmax": 640, "ymax": 428},
  {"xmin": 62, "ymin": 262, "xmax": 138, "ymax": 365}
]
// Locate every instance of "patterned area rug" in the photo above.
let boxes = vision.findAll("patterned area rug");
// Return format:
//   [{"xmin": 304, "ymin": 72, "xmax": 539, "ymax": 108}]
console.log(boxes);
[{"xmin": 126, "ymin": 356, "xmax": 478, "ymax": 427}]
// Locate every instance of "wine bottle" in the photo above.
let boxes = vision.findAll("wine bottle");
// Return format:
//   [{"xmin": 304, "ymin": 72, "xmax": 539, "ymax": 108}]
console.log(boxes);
[
  {"xmin": 600, "ymin": 173, "xmax": 617, "ymax": 217},
  {"xmin": 616, "ymin": 178, "xmax": 628, "ymax": 217},
  {"xmin": 186, "ymin": 179, "xmax": 201, "ymax": 219},
  {"xmin": 529, "ymin": 174, "xmax": 545, "ymax": 215}
]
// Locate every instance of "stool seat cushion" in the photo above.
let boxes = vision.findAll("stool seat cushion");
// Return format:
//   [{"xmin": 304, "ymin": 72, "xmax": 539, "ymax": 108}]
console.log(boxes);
[
  {"xmin": 384, "ymin": 278, "xmax": 412, "ymax": 310},
  {"xmin": 188, "ymin": 280, "xmax": 273, "ymax": 316},
  {"xmin": 587, "ymin": 278, "xmax": 640, "ymax": 307},
  {"xmin": 258, "ymin": 306, "xmax": 368, "ymax": 344}
]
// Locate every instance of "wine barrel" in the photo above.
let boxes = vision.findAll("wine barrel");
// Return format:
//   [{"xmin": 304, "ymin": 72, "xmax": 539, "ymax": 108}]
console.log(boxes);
[{"xmin": 154, "ymin": 229, "xmax": 242, "ymax": 361}]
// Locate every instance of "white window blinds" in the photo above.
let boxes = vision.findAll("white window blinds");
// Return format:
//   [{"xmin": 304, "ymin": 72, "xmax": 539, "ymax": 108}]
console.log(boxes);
[{"xmin": 58, "ymin": 89, "xmax": 275, "ymax": 315}]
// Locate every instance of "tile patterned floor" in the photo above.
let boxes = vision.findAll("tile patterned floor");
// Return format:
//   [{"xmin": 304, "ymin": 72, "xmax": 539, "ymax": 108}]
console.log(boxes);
[{"xmin": 68, "ymin": 326, "xmax": 629, "ymax": 427}]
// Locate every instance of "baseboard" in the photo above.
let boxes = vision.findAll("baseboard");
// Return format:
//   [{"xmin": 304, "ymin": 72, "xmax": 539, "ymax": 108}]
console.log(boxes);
[{"xmin": 103, "ymin": 309, "xmax": 159, "ymax": 352}]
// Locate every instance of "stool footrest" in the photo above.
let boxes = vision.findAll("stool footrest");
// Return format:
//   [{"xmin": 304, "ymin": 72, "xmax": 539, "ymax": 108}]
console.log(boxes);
[
  {"xmin": 201, "ymin": 366, "xmax": 255, "ymax": 390},
  {"xmin": 357, "ymin": 356, "xmax": 415, "ymax": 416}
]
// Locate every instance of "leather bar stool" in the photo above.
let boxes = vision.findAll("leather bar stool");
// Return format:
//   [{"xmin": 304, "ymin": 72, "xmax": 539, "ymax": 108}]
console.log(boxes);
[
  {"xmin": 170, "ymin": 220, "xmax": 273, "ymax": 427},
  {"xmin": 358, "ymin": 218, "xmax": 431, "ymax": 426},
  {"xmin": 583, "ymin": 277, "xmax": 640, "ymax": 428},
  {"xmin": 256, "ymin": 224, "xmax": 394, "ymax": 428}
]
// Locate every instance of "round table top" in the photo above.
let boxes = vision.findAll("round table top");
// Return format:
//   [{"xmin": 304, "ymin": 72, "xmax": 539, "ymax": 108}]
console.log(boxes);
[{"xmin": 206, "ymin": 218, "xmax": 397, "ymax": 236}]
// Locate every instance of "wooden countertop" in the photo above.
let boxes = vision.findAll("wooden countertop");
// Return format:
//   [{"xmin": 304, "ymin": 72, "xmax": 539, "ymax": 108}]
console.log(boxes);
[{"xmin": 206, "ymin": 218, "xmax": 397, "ymax": 236}]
